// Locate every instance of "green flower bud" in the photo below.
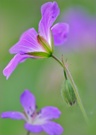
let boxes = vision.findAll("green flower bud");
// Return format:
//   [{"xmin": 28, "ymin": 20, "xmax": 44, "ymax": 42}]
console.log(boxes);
[{"xmin": 61, "ymin": 79, "xmax": 76, "ymax": 106}]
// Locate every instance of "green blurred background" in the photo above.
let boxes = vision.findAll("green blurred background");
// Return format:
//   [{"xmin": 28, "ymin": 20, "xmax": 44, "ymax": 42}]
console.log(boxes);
[{"xmin": 0, "ymin": 0, "xmax": 96, "ymax": 135}]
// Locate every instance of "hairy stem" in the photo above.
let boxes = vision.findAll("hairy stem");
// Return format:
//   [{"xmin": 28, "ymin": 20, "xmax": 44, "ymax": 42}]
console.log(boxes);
[{"xmin": 52, "ymin": 55, "xmax": 89, "ymax": 123}]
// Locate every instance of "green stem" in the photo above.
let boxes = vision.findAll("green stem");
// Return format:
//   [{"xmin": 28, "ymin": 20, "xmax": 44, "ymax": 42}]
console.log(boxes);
[
  {"xmin": 64, "ymin": 70, "xmax": 67, "ymax": 80},
  {"xmin": 26, "ymin": 131, "xmax": 30, "ymax": 135},
  {"xmin": 52, "ymin": 55, "xmax": 89, "ymax": 123}
]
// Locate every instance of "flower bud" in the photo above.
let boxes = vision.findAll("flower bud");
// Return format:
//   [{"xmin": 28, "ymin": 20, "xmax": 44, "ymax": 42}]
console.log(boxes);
[{"xmin": 61, "ymin": 79, "xmax": 76, "ymax": 106}]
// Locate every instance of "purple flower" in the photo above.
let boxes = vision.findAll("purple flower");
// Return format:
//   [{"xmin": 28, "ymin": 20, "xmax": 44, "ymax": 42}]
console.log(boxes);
[
  {"xmin": 3, "ymin": 1, "xmax": 69, "ymax": 79},
  {"xmin": 1, "ymin": 90, "xmax": 63, "ymax": 135},
  {"xmin": 61, "ymin": 7, "xmax": 96, "ymax": 51}
]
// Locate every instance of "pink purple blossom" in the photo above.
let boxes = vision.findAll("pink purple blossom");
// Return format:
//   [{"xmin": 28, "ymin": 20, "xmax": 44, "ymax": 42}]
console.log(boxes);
[
  {"xmin": 3, "ymin": 1, "xmax": 69, "ymax": 79},
  {"xmin": 1, "ymin": 90, "xmax": 63, "ymax": 135},
  {"xmin": 61, "ymin": 7, "xmax": 96, "ymax": 51}
]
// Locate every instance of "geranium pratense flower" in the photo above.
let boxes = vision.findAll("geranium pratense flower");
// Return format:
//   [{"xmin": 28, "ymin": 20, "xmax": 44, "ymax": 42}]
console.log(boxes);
[
  {"xmin": 61, "ymin": 7, "xmax": 96, "ymax": 51},
  {"xmin": 3, "ymin": 1, "xmax": 69, "ymax": 79},
  {"xmin": 1, "ymin": 90, "xmax": 63, "ymax": 135}
]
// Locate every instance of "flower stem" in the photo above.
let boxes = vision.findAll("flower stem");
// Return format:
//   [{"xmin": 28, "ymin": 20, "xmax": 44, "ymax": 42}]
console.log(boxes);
[
  {"xmin": 26, "ymin": 131, "xmax": 30, "ymax": 135},
  {"xmin": 52, "ymin": 55, "xmax": 89, "ymax": 123}
]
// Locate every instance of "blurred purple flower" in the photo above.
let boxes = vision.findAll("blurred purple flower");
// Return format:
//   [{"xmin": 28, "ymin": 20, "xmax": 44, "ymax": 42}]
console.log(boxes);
[
  {"xmin": 1, "ymin": 90, "xmax": 63, "ymax": 135},
  {"xmin": 61, "ymin": 7, "xmax": 96, "ymax": 51},
  {"xmin": 3, "ymin": 1, "xmax": 69, "ymax": 79}
]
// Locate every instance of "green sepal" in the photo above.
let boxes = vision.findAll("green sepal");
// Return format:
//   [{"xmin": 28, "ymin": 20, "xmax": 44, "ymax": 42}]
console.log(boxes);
[
  {"xmin": 49, "ymin": 29, "xmax": 54, "ymax": 51},
  {"xmin": 61, "ymin": 79, "xmax": 76, "ymax": 106},
  {"xmin": 37, "ymin": 35, "xmax": 52, "ymax": 54},
  {"xmin": 27, "ymin": 51, "xmax": 52, "ymax": 58}
]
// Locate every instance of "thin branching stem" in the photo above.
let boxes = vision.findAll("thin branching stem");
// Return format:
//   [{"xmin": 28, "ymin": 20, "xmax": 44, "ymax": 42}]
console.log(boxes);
[{"xmin": 52, "ymin": 55, "xmax": 89, "ymax": 124}]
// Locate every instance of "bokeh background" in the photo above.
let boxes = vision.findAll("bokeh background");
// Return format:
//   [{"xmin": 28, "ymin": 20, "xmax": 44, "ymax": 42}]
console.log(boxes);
[{"xmin": 0, "ymin": 0, "xmax": 96, "ymax": 135}]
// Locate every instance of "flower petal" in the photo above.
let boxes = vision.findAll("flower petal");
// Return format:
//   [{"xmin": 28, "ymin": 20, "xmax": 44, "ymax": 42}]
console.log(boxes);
[
  {"xmin": 41, "ymin": 2, "xmax": 52, "ymax": 15},
  {"xmin": 40, "ymin": 106, "xmax": 61, "ymax": 120},
  {"xmin": 51, "ymin": 23, "xmax": 69, "ymax": 45},
  {"xmin": 24, "ymin": 123, "xmax": 42, "ymax": 133},
  {"xmin": 20, "ymin": 90, "xmax": 36, "ymax": 116},
  {"xmin": 10, "ymin": 28, "xmax": 45, "ymax": 54},
  {"xmin": 39, "ymin": 2, "xmax": 60, "ymax": 44},
  {"xmin": 3, "ymin": 54, "xmax": 29, "ymax": 79},
  {"xmin": 42, "ymin": 121, "xmax": 64, "ymax": 135},
  {"xmin": 1, "ymin": 111, "xmax": 25, "ymax": 120}
]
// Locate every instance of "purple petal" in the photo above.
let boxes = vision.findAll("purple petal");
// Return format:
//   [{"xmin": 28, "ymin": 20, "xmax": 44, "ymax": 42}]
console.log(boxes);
[
  {"xmin": 24, "ymin": 123, "xmax": 42, "ymax": 133},
  {"xmin": 62, "ymin": 8, "xmax": 96, "ymax": 50},
  {"xmin": 10, "ymin": 28, "xmax": 44, "ymax": 54},
  {"xmin": 40, "ymin": 106, "xmax": 61, "ymax": 120},
  {"xmin": 41, "ymin": 2, "xmax": 52, "ymax": 15},
  {"xmin": 3, "ymin": 54, "xmax": 29, "ymax": 79},
  {"xmin": 51, "ymin": 23, "xmax": 69, "ymax": 45},
  {"xmin": 1, "ymin": 111, "xmax": 25, "ymax": 120},
  {"xmin": 39, "ymin": 2, "xmax": 60, "ymax": 44},
  {"xmin": 42, "ymin": 121, "xmax": 64, "ymax": 135},
  {"xmin": 20, "ymin": 90, "xmax": 36, "ymax": 116}
]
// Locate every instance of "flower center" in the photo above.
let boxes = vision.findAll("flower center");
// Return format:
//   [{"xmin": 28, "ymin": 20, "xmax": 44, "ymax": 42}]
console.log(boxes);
[
  {"xmin": 37, "ymin": 35, "xmax": 52, "ymax": 54},
  {"xmin": 24, "ymin": 109, "xmax": 47, "ymax": 125}
]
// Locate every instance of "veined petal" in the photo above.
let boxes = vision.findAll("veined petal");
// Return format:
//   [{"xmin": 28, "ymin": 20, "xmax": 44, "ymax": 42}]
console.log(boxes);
[
  {"xmin": 20, "ymin": 90, "xmax": 36, "ymax": 116},
  {"xmin": 42, "ymin": 121, "xmax": 64, "ymax": 135},
  {"xmin": 10, "ymin": 28, "xmax": 45, "ymax": 54},
  {"xmin": 41, "ymin": 2, "xmax": 53, "ymax": 15},
  {"xmin": 39, "ymin": 2, "xmax": 60, "ymax": 45},
  {"xmin": 1, "ymin": 111, "xmax": 26, "ymax": 120},
  {"xmin": 40, "ymin": 106, "xmax": 61, "ymax": 120},
  {"xmin": 24, "ymin": 123, "xmax": 42, "ymax": 133},
  {"xmin": 3, "ymin": 54, "xmax": 29, "ymax": 79},
  {"xmin": 52, "ymin": 23, "xmax": 69, "ymax": 45}
]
